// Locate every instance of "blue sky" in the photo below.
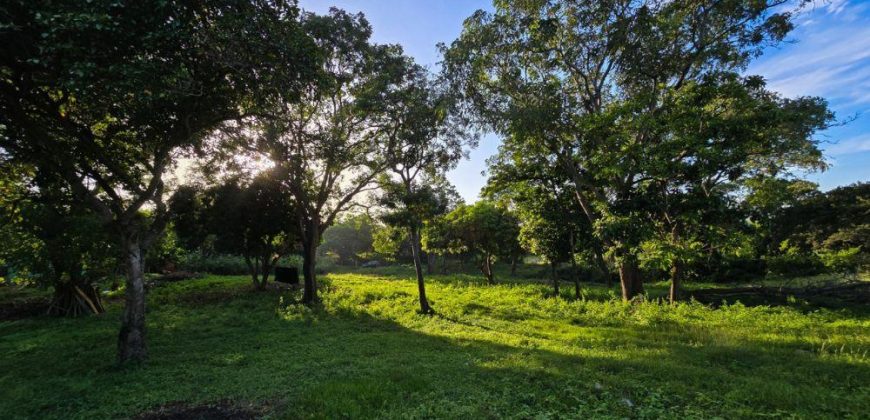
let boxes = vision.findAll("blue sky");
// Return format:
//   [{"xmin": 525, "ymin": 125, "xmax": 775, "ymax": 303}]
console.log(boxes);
[{"xmin": 299, "ymin": 0, "xmax": 870, "ymax": 202}]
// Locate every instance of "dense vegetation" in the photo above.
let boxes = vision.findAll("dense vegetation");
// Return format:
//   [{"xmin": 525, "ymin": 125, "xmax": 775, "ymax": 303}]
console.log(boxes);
[{"xmin": 0, "ymin": 0, "xmax": 867, "ymax": 417}]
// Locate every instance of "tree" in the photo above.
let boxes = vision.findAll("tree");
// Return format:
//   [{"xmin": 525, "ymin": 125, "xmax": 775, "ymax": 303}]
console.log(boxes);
[
  {"xmin": 373, "ymin": 60, "xmax": 474, "ymax": 312},
  {"xmin": 379, "ymin": 178, "xmax": 452, "ymax": 313},
  {"xmin": 442, "ymin": 201, "xmax": 520, "ymax": 284},
  {"xmin": 196, "ymin": 171, "xmax": 299, "ymax": 290},
  {"xmin": 0, "ymin": 0, "xmax": 317, "ymax": 363},
  {"xmin": 219, "ymin": 9, "xmax": 417, "ymax": 304},
  {"xmin": 320, "ymin": 214, "xmax": 375, "ymax": 266},
  {"xmin": 443, "ymin": 0, "xmax": 833, "ymax": 300},
  {"xmin": 0, "ymin": 163, "xmax": 116, "ymax": 315}
]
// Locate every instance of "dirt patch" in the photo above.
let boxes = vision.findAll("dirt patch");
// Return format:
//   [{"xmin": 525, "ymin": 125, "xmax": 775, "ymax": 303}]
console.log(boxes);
[
  {"xmin": 0, "ymin": 298, "xmax": 49, "ymax": 321},
  {"xmin": 133, "ymin": 400, "xmax": 264, "ymax": 420}
]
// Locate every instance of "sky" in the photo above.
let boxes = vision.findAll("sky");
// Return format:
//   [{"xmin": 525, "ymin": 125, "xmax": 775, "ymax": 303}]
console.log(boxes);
[{"xmin": 299, "ymin": 0, "xmax": 870, "ymax": 202}]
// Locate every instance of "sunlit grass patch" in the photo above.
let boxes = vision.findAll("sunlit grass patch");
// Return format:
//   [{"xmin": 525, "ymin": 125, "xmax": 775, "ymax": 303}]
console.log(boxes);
[{"xmin": 1, "ymin": 271, "xmax": 868, "ymax": 419}]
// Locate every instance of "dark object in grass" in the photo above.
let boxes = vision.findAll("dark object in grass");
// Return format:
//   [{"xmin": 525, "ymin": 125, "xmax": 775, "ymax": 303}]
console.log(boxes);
[
  {"xmin": 274, "ymin": 266, "xmax": 299, "ymax": 284},
  {"xmin": 134, "ymin": 400, "xmax": 261, "ymax": 420},
  {"xmin": 689, "ymin": 281, "xmax": 870, "ymax": 308}
]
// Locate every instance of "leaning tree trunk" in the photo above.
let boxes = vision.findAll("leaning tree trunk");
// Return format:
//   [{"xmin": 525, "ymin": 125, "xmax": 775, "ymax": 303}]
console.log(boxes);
[
  {"xmin": 409, "ymin": 228, "xmax": 432, "ymax": 314},
  {"xmin": 301, "ymin": 225, "xmax": 320, "ymax": 304},
  {"xmin": 669, "ymin": 261, "xmax": 682, "ymax": 304},
  {"xmin": 618, "ymin": 259, "xmax": 644, "ymax": 301},
  {"xmin": 118, "ymin": 236, "xmax": 147, "ymax": 364}
]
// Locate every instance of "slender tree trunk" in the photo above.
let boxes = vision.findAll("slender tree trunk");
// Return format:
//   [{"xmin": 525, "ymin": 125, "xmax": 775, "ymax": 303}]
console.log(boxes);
[
  {"xmin": 569, "ymin": 234, "xmax": 581, "ymax": 299},
  {"xmin": 441, "ymin": 254, "xmax": 447, "ymax": 274},
  {"xmin": 409, "ymin": 228, "xmax": 431, "ymax": 314},
  {"xmin": 426, "ymin": 252, "xmax": 435, "ymax": 275},
  {"xmin": 551, "ymin": 261, "xmax": 559, "ymax": 297},
  {"xmin": 511, "ymin": 256, "xmax": 517, "ymax": 276},
  {"xmin": 484, "ymin": 254, "xmax": 495, "ymax": 284},
  {"xmin": 570, "ymin": 256, "xmax": 581, "ymax": 299},
  {"xmin": 245, "ymin": 255, "xmax": 262, "ymax": 291},
  {"xmin": 618, "ymin": 259, "xmax": 644, "ymax": 301},
  {"xmin": 669, "ymin": 261, "xmax": 681, "ymax": 304},
  {"xmin": 301, "ymin": 224, "xmax": 320, "ymax": 304},
  {"xmin": 118, "ymin": 236, "xmax": 147, "ymax": 364}
]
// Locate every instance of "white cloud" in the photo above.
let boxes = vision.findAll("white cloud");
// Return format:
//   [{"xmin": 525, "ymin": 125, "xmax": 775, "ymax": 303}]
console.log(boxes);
[
  {"xmin": 749, "ymin": 2, "xmax": 870, "ymax": 107},
  {"xmin": 823, "ymin": 134, "xmax": 870, "ymax": 156}
]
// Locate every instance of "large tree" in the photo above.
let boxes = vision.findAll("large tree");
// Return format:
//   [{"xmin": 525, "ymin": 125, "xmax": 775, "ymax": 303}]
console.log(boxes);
[
  {"xmin": 375, "ymin": 64, "xmax": 474, "ymax": 313},
  {"xmin": 0, "ymin": 0, "xmax": 317, "ymax": 362},
  {"xmin": 222, "ymin": 9, "xmax": 417, "ymax": 303},
  {"xmin": 201, "ymin": 171, "xmax": 299, "ymax": 290},
  {"xmin": 443, "ymin": 0, "xmax": 832, "ymax": 299},
  {"xmin": 0, "ymin": 163, "xmax": 116, "ymax": 315}
]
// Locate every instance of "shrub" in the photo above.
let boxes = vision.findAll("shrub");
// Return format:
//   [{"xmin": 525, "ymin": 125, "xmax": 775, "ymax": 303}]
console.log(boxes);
[
  {"xmin": 178, "ymin": 253, "xmax": 305, "ymax": 276},
  {"xmin": 178, "ymin": 253, "xmax": 249, "ymax": 275},
  {"xmin": 818, "ymin": 247, "xmax": 863, "ymax": 275},
  {"xmin": 766, "ymin": 252, "xmax": 824, "ymax": 278}
]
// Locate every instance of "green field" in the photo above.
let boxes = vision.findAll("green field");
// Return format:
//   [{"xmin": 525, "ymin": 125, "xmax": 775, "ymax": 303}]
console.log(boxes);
[{"xmin": 1, "ymin": 270, "xmax": 868, "ymax": 419}]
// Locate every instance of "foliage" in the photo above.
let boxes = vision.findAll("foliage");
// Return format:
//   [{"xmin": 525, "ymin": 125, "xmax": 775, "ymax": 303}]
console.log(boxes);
[
  {"xmin": 201, "ymin": 170, "xmax": 299, "ymax": 289},
  {"xmin": 440, "ymin": 201, "xmax": 520, "ymax": 283},
  {"xmin": 769, "ymin": 182, "xmax": 869, "ymax": 254},
  {"xmin": 0, "ymin": 0, "xmax": 319, "ymax": 361},
  {"xmin": 0, "ymin": 163, "xmax": 117, "ymax": 315},
  {"xmin": 442, "ymin": 0, "xmax": 834, "ymax": 299},
  {"xmin": 372, "ymin": 223, "xmax": 411, "ymax": 262},
  {"xmin": 320, "ymin": 214, "xmax": 375, "ymax": 265},
  {"xmin": 1, "ymin": 271, "xmax": 867, "ymax": 418}
]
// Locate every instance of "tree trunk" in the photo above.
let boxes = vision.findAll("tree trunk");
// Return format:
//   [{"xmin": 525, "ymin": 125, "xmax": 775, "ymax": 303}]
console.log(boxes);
[
  {"xmin": 484, "ymin": 254, "xmax": 495, "ymax": 284},
  {"xmin": 570, "ymin": 256, "xmax": 581, "ymax": 299},
  {"xmin": 569, "ymin": 234, "xmax": 581, "ymax": 299},
  {"xmin": 301, "ymin": 225, "xmax": 320, "ymax": 304},
  {"xmin": 426, "ymin": 252, "xmax": 435, "ymax": 275},
  {"xmin": 618, "ymin": 260, "xmax": 644, "ymax": 301},
  {"xmin": 510, "ymin": 256, "xmax": 517, "ymax": 276},
  {"xmin": 118, "ymin": 237, "xmax": 147, "ymax": 364},
  {"xmin": 669, "ymin": 261, "xmax": 681, "ymax": 304},
  {"xmin": 551, "ymin": 261, "xmax": 559, "ymax": 297},
  {"xmin": 409, "ymin": 228, "xmax": 432, "ymax": 314},
  {"xmin": 441, "ymin": 254, "xmax": 447, "ymax": 274},
  {"xmin": 245, "ymin": 256, "xmax": 263, "ymax": 291}
]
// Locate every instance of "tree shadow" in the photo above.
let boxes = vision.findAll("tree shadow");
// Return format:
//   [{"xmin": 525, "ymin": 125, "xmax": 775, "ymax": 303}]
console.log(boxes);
[{"xmin": 2, "ymin": 277, "xmax": 867, "ymax": 419}]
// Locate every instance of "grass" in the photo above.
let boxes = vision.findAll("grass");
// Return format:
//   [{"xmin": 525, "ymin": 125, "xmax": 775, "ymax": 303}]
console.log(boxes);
[{"xmin": 0, "ymin": 269, "xmax": 868, "ymax": 419}]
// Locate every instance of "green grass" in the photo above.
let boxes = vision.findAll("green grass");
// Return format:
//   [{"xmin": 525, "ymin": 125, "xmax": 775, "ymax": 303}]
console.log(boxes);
[{"xmin": 0, "ymin": 270, "xmax": 868, "ymax": 419}]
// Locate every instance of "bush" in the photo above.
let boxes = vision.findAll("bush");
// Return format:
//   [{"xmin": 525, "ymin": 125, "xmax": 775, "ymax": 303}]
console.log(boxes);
[
  {"xmin": 702, "ymin": 257, "xmax": 767, "ymax": 283},
  {"xmin": 178, "ymin": 253, "xmax": 305, "ymax": 276},
  {"xmin": 818, "ymin": 247, "xmax": 864, "ymax": 275},
  {"xmin": 178, "ymin": 253, "xmax": 249, "ymax": 275},
  {"xmin": 766, "ymin": 252, "xmax": 824, "ymax": 278}
]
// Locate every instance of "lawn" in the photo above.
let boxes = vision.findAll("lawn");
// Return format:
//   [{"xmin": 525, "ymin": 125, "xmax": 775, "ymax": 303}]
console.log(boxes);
[{"xmin": 0, "ymin": 269, "xmax": 868, "ymax": 419}]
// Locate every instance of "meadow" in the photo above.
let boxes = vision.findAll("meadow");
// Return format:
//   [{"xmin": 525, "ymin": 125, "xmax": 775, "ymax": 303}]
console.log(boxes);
[{"xmin": 1, "ymin": 269, "xmax": 868, "ymax": 419}]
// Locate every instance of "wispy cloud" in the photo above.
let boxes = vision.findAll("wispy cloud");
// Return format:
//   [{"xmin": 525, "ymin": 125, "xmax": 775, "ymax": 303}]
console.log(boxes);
[
  {"xmin": 749, "ymin": 1, "xmax": 870, "ymax": 108},
  {"xmin": 823, "ymin": 133, "xmax": 870, "ymax": 156}
]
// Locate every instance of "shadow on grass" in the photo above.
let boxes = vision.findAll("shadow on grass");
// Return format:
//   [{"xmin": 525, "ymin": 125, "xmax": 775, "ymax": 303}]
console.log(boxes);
[{"xmin": 1, "ymin": 275, "xmax": 867, "ymax": 419}]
